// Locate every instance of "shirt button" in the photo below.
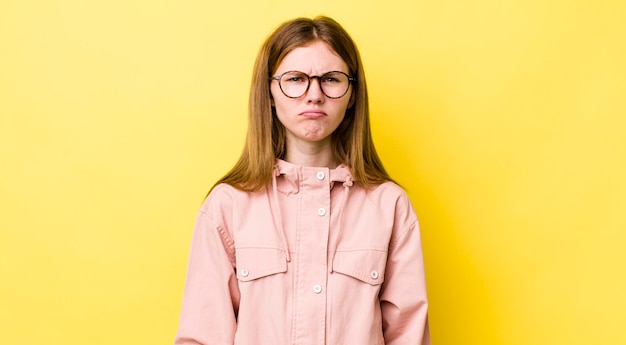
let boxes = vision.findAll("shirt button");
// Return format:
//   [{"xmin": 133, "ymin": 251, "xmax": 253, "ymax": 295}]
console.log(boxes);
[
  {"xmin": 240, "ymin": 269, "xmax": 249, "ymax": 277},
  {"xmin": 317, "ymin": 208, "xmax": 326, "ymax": 216},
  {"xmin": 370, "ymin": 270, "xmax": 379, "ymax": 279},
  {"xmin": 313, "ymin": 284, "xmax": 322, "ymax": 294},
  {"xmin": 316, "ymin": 171, "xmax": 325, "ymax": 180}
]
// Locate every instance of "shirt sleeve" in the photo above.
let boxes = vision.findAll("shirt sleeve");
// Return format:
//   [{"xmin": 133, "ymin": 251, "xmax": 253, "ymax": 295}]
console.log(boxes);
[
  {"xmin": 379, "ymin": 199, "xmax": 430, "ymax": 345},
  {"xmin": 174, "ymin": 197, "xmax": 240, "ymax": 345}
]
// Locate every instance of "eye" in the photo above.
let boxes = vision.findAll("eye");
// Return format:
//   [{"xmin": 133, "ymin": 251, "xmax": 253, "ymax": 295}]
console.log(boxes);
[
  {"xmin": 282, "ymin": 72, "xmax": 308, "ymax": 83},
  {"xmin": 287, "ymin": 76, "xmax": 305, "ymax": 82},
  {"xmin": 321, "ymin": 72, "xmax": 346, "ymax": 84}
]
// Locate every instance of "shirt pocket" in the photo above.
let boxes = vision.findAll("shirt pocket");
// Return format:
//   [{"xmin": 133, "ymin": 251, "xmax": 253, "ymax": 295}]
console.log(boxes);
[
  {"xmin": 332, "ymin": 249, "xmax": 387, "ymax": 285},
  {"xmin": 235, "ymin": 247, "xmax": 288, "ymax": 282}
]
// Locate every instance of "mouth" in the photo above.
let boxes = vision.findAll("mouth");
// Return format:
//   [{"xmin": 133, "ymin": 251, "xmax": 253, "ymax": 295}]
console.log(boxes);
[{"xmin": 299, "ymin": 111, "xmax": 327, "ymax": 119}]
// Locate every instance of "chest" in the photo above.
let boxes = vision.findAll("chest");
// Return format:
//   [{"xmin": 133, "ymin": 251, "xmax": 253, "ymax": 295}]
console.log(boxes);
[{"xmin": 231, "ymin": 186, "xmax": 395, "ymax": 252}]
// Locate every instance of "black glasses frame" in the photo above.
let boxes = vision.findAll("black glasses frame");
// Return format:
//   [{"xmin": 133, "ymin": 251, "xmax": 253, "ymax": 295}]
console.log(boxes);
[{"xmin": 270, "ymin": 70, "xmax": 356, "ymax": 99}]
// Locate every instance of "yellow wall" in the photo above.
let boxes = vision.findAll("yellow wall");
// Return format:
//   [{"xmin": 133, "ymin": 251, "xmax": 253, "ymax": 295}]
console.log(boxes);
[{"xmin": 1, "ymin": 1, "xmax": 624, "ymax": 344}]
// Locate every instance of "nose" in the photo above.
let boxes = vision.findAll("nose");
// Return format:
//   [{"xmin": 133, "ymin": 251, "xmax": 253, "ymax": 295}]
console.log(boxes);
[{"xmin": 305, "ymin": 77, "xmax": 325, "ymax": 103}]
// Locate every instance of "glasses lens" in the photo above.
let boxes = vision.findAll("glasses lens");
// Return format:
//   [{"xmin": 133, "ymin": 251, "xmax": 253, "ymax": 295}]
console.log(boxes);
[
  {"xmin": 279, "ymin": 71, "xmax": 309, "ymax": 98},
  {"xmin": 319, "ymin": 72, "xmax": 350, "ymax": 98}
]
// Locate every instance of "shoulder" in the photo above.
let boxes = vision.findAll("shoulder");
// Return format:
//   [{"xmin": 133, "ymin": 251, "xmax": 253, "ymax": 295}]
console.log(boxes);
[
  {"xmin": 199, "ymin": 183, "xmax": 252, "ymax": 223},
  {"xmin": 366, "ymin": 181, "xmax": 418, "ymax": 232},
  {"xmin": 198, "ymin": 183, "xmax": 271, "ymax": 238},
  {"xmin": 368, "ymin": 181, "xmax": 414, "ymax": 210},
  {"xmin": 201, "ymin": 181, "xmax": 271, "ymax": 212},
  {"xmin": 370, "ymin": 181, "xmax": 408, "ymax": 197},
  {"xmin": 202, "ymin": 183, "xmax": 238, "ymax": 207}
]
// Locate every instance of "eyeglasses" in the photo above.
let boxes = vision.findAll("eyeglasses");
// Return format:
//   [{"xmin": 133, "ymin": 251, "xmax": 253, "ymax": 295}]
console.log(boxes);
[{"xmin": 270, "ymin": 70, "xmax": 355, "ymax": 99}]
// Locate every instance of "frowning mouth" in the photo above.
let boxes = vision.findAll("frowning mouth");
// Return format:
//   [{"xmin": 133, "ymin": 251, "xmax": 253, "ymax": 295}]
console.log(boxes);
[{"xmin": 299, "ymin": 111, "xmax": 327, "ymax": 118}]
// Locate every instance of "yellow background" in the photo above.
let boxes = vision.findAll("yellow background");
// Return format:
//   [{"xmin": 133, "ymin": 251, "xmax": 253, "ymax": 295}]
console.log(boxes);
[{"xmin": 1, "ymin": 0, "xmax": 624, "ymax": 344}]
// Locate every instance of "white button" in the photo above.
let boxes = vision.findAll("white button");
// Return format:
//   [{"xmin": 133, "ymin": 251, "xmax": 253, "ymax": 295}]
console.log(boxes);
[
  {"xmin": 316, "ymin": 171, "xmax": 325, "ymax": 180},
  {"xmin": 313, "ymin": 284, "xmax": 322, "ymax": 293},
  {"xmin": 317, "ymin": 208, "xmax": 326, "ymax": 216},
  {"xmin": 370, "ymin": 270, "xmax": 379, "ymax": 279},
  {"xmin": 240, "ymin": 269, "xmax": 249, "ymax": 277}
]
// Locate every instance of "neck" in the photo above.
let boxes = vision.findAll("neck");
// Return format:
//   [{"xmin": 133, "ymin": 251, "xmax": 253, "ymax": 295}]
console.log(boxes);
[{"xmin": 283, "ymin": 138, "xmax": 337, "ymax": 168}]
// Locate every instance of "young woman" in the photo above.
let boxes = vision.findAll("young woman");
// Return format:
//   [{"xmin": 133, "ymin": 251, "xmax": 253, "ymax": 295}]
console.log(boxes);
[{"xmin": 175, "ymin": 16, "xmax": 430, "ymax": 345}]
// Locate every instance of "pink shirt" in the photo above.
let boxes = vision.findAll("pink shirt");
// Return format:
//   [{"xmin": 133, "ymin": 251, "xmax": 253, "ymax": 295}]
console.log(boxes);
[{"xmin": 175, "ymin": 160, "xmax": 430, "ymax": 344}]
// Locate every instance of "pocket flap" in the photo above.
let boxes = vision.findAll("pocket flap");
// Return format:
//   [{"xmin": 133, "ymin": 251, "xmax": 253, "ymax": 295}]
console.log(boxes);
[
  {"xmin": 235, "ymin": 247, "xmax": 288, "ymax": 282},
  {"xmin": 332, "ymin": 249, "xmax": 387, "ymax": 286}
]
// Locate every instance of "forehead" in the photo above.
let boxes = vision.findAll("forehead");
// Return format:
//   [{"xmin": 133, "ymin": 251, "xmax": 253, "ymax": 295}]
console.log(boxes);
[{"xmin": 275, "ymin": 40, "xmax": 349, "ymax": 74}]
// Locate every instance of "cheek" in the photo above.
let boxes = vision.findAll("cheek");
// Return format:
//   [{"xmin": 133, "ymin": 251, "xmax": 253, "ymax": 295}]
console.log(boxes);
[
  {"xmin": 271, "ymin": 97, "xmax": 292, "ymax": 127},
  {"xmin": 271, "ymin": 91, "xmax": 296, "ymax": 115},
  {"xmin": 335, "ymin": 100, "xmax": 352, "ymax": 118},
  {"xmin": 270, "ymin": 85, "xmax": 296, "ymax": 112}
]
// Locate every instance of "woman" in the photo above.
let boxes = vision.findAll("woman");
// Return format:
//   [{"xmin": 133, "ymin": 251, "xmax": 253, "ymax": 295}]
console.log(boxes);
[{"xmin": 175, "ymin": 16, "xmax": 430, "ymax": 345}]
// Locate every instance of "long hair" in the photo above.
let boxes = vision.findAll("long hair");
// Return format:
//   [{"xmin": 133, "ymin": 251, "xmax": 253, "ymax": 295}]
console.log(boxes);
[{"xmin": 214, "ymin": 16, "xmax": 393, "ymax": 192}]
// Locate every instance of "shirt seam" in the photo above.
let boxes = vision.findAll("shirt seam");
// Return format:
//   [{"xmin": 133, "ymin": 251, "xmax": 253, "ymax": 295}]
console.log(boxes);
[
  {"xmin": 389, "ymin": 218, "xmax": 418, "ymax": 249},
  {"xmin": 202, "ymin": 210, "xmax": 236, "ymax": 265}
]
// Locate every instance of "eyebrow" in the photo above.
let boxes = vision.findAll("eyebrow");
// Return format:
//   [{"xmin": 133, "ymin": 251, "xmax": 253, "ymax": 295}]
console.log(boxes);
[{"xmin": 273, "ymin": 70, "xmax": 351, "ymax": 76}]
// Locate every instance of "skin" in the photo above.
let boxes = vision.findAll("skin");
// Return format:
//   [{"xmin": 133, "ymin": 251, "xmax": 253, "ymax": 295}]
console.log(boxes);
[{"xmin": 270, "ymin": 40, "xmax": 354, "ymax": 168}]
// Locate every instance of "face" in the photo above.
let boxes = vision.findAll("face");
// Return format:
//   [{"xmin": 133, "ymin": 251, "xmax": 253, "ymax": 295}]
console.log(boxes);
[{"xmin": 270, "ymin": 40, "xmax": 354, "ymax": 147}]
